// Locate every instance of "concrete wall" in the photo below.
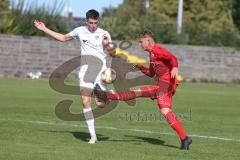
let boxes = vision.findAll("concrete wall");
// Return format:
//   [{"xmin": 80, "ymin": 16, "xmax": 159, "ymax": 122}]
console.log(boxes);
[{"xmin": 0, "ymin": 34, "xmax": 240, "ymax": 82}]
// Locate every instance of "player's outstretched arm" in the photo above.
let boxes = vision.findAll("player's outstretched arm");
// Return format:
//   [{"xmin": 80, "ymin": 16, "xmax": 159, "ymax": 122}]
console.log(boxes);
[
  {"xmin": 33, "ymin": 20, "xmax": 72, "ymax": 42},
  {"xmin": 134, "ymin": 64, "xmax": 155, "ymax": 77}
]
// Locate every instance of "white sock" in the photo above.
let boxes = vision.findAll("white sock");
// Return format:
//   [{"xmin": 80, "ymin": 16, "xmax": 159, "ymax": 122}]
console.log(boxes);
[{"xmin": 83, "ymin": 107, "xmax": 96, "ymax": 137}]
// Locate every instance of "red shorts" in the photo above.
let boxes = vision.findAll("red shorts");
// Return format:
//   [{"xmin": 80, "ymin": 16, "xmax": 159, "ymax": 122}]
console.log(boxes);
[{"xmin": 139, "ymin": 80, "xmax": 178, "ymax": 109}]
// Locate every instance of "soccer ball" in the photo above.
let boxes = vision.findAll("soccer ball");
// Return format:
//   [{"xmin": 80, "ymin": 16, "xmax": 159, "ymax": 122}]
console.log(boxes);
[{"xmin": 101, "ymin": 68, "xmax": 116, "ymax": 84}]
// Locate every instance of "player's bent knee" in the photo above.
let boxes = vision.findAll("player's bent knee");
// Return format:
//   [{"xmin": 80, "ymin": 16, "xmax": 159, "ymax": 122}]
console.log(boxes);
[
  {"xmin": 160, "ymin": 108, "xmax": 171, "ymax": 116},
  {"xmin": 95, "ymin": 97, "xmax": 106, "ymax": 108},
  {"xmin": 95, "ymin": 100, "xmax": 106, "ymax": 108},
  {"xmin": 82, "ymin": 97, "xmax": 91, "ymax": 107}
]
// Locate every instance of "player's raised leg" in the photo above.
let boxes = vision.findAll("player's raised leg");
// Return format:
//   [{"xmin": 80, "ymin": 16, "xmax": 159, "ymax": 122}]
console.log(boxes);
[{"xmin": 94, "ymin": 84, "xmax": 158, "ymax": 103}]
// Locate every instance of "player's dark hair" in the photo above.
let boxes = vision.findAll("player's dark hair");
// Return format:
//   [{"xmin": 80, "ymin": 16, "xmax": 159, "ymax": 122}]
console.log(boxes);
[
  {"xmin": 86, "ymin": 9, "xmax": 99, "ymax": 20},
  {"xmin": 139, "ymin": 30, "xmax": 156, "ymax": 41}
]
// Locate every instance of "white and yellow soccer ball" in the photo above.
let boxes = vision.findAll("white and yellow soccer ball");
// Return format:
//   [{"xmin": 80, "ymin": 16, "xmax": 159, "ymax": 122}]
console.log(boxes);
[{"xmin": 101, "ymin": 68, "xmax": 116, "ymax": 84}]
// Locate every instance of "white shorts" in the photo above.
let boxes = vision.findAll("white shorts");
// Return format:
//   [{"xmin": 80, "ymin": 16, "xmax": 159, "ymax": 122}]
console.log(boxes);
[{"xmin": 78, "ymin": 61, "xmax": 107, "ymax": 91}]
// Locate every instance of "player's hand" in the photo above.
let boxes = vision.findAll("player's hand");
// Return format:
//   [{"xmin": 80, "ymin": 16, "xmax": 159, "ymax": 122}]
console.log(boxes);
[
  {"xmin": 103, "ymin": 35, "xmax": 116, "ymax": 56},
  {"xmin": 102, "ymin": 34, "xmax": 109, "ymax": 46},
  {"xmin": 108, "ymin": 46, "xmax": 116, "ymax": 57},
  {"xmin": 34, "ymin": 20, "xmax": 46, "ymax": 31},
  {"xmin": 171, "ymin": 67, "xmax": 178, "ymax": 78}
]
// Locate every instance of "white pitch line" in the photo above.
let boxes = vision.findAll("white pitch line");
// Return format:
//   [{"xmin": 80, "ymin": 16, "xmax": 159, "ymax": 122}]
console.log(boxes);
[{"xmin": 0, "ymin": 118, "xmax": 240, "ymax": 143}]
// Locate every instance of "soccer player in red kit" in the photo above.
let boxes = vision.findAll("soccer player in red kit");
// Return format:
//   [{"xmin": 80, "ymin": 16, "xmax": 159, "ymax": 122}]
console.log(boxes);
[{"xmin": 94, "ymin": 30, "xmax": 192, "ymax": 150}]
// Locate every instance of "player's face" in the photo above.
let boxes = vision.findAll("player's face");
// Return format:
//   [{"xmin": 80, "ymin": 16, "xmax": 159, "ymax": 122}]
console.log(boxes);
[
  {"xmin": 86, "ymin": 18, "xmax": 99, "ymax": 32},
  {"xmin": 138, "ymin": 37, "xmax": 150, "ymax": 51}
]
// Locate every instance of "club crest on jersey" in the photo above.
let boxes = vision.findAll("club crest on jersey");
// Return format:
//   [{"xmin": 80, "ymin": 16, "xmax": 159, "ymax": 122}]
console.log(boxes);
[{"xmin": 159, "ymin": 92, "xmax": 164, "ymax": 97}]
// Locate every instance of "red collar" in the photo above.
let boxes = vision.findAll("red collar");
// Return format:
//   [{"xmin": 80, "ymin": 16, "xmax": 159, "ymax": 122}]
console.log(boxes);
[{"xmin": 148, "ymin": 44, "xmax": 158, "ymax": 53}]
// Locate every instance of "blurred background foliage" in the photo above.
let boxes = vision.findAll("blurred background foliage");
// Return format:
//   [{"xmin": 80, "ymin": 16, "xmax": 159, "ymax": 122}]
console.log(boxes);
[
  {"xmin": 0, "ymin": 0, "xmax": 69, "ymax": 36},
  {"xmin": 101, "ymin": 0, "xmax": 240, "ymax": 47},
  {"xmin": 0, "ymin": 0, "xmax": 240, "ymax": 47}
]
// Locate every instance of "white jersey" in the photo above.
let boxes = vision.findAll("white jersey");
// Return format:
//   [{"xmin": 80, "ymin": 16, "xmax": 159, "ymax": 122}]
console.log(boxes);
[
  {"xmin": 68, "ymin": 26, "xmax": 111, "ymax": 90},
  {"xmin": 68, "ymin": 26, "xmax": 111, "ymax": 60}
]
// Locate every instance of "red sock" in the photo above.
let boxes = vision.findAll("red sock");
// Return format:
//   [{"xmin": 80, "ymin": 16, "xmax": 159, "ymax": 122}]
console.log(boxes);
[
  {"xmin": 139, "ymin": 86, "xmax": 158, "ymax": 98},
  {"xmin": 107, "ymin": 91, "xmax": 136, "ymax": 101},
  {"xmin": 165, "ymin": 111, "xmax": 186, "ymax": 140}
]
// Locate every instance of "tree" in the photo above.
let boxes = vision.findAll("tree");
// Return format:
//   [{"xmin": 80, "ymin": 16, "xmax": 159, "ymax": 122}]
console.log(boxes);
[
  {"xmin": 0, "ymin": 0, "xmax": 10, "ymax": 32},
  {"xmin": 183, "ymin": 0, "xmax": 236, "ymax": 32},
  {"xmin": 182, "ymin": 0, "xmax": 240, "ymax": 46},
  {"xmin": 232, "ymin": 0, "xmax": 240, "ymax": 29},
  {"xmin": 0, "ymin": 0, "xmax": 9, "ymax": 10},
  {"xmin": 102, "ymin": 0, "xmax": 240, "ymax": 46},
  {"xmin": 101, "ymin": 1, "xmax": 143, "ymax": 40},
  {"xmin": 1, "ymin": 0, "xmax": 69, "ymax": 36}
]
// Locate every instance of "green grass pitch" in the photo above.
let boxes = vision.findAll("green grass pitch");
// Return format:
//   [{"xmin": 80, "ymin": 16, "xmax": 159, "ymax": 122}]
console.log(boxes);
[{"xmin": 0, "ymin": 79, "xmax": 240, "ymax": 160}]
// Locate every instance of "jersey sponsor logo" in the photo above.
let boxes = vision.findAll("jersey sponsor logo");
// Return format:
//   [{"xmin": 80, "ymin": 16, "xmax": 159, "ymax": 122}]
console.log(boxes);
[
  {"xmin": 82, "ymin": 39, "xmax": 99, "ymax": 50},
  {"xmin": 95, "ymin": 35, "xmax": 100, "ymax": 39}
]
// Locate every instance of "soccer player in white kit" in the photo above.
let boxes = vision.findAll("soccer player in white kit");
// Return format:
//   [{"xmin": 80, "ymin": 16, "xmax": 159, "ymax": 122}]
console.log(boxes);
[{"xmin": 34, "ymin": 9, "xmax": 112, "ymax": 144}]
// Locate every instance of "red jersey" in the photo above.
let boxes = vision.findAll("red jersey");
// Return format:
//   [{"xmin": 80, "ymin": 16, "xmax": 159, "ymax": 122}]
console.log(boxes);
[{"xmin": 139, "ymin": 44, "xmax": 178, "ymax": 85}]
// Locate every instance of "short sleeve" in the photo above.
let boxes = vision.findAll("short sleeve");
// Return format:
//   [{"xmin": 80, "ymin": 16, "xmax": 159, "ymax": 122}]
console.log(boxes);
[
  {"xmin": 68, "ymin": 28, "xmax": 79, "ymax": 38},
  {"xmin": 105, "ymin": 31, "xmax": 112, "ymax": 42}
]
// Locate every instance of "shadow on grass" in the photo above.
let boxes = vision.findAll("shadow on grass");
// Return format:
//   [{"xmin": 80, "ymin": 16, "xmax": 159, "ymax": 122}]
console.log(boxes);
[
  {"xmin": 72, "ymin": 131, "xmax": 110, "ymax": 142},
  {"xmin": 43, "ymin": 130, "xmax": 110, "ymax": 142},
  {"xmin": 109, "ymin": 135, "xmax": 179, "ymax": 149},
  {"xmin": 39, "ymin": 130, "xmax": 178, "ymax": 149}
]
